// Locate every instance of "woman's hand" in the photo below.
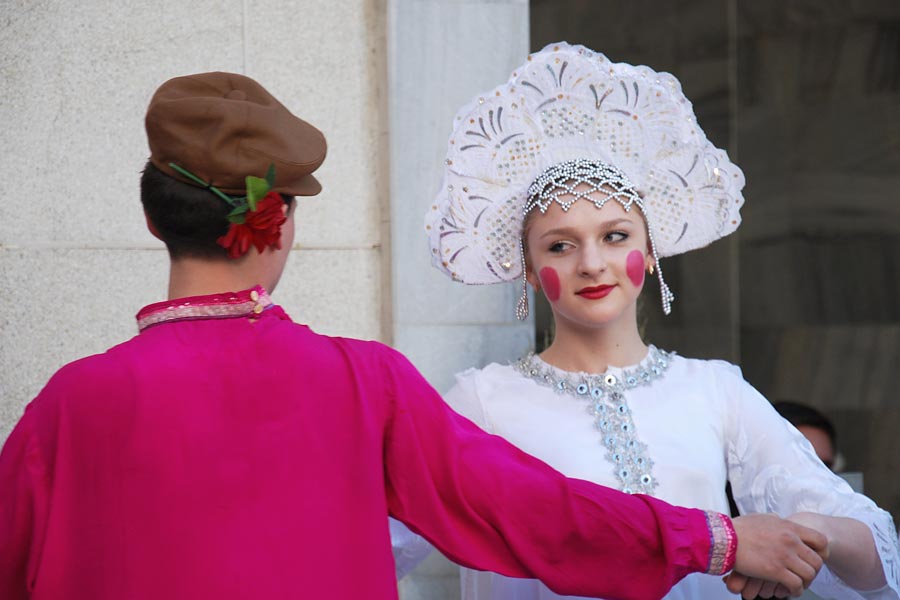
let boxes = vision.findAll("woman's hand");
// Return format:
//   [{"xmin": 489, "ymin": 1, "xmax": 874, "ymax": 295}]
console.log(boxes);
[
  {"xmin": 727, "ymin": 513, "xmax": 828, "ymax": 598},
  {"xmin": 725, "ymin": 511, "xmax": 887, "ymax": 597}
]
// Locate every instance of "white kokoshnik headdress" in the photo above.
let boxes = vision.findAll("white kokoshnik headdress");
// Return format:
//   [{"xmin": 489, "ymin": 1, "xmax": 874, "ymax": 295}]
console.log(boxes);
[{"xmin": 425, "ymin": 42, "xmax": 746, "ymax": 318}]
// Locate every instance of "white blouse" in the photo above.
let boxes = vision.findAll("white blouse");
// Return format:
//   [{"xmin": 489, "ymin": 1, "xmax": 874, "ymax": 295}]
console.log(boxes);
[{"xmin": 443, "ymin": 351, "xmax": 900, "ymax": 600}]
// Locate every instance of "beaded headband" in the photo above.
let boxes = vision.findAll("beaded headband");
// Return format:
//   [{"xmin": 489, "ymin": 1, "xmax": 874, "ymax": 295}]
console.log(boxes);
[
  {"xmin": 425, "ymin": 42, "xmax": 745, "ymax": 318},
  {"xmin": 525, "ymin": 159, "xmax": 641, "ymax": 214}
]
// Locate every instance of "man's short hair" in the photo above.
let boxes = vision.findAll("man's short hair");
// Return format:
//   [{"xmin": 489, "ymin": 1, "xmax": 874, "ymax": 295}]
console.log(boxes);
[
  {"xmin": 140, "ymin": 162, "xmax": 292, "ymax": 260},
  {"xmin": 141, "ymin": 161, "xmax": 231, "ymax": 259}
]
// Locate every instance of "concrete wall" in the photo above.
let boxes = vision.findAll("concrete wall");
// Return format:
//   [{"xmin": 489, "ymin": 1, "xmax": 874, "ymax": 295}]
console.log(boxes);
[{"xmin": 0, "ymin": 0, "xmax": 390, "ymax": 440}]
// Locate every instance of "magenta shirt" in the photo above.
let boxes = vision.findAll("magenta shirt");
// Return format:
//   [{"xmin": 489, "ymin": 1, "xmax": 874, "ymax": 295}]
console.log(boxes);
[{"xmin": 0, "ymin": 288, "xmax": 729, "ymax": 599}]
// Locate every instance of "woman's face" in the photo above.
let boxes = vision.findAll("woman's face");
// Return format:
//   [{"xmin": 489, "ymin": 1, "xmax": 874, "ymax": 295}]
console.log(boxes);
[{"xmin": 524, "ymin": 191, "xmax": 651, "ymax": 332}]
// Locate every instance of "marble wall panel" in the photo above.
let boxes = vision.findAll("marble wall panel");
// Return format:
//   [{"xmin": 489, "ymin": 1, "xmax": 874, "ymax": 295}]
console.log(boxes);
[
  {"xmin": 390, "ymin": 0, "xmax": 530, "ymax": 327},
  {"xmin": 390, "ymin": 1, "xmax": 529, "ymax": 597}
]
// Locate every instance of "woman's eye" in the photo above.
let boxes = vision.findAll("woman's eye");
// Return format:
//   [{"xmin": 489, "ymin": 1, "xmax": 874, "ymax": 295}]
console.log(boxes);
[
  {"xmin": 549, "ymin": 241, "xmax": 569, "ymax": 253},
  {"xmin": 605, "ymin": 231, "xmax": 628, "ymax": 243}
]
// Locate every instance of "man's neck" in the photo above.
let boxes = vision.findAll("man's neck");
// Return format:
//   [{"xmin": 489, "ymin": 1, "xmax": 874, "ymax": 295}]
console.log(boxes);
[{"xmin": 167, "ymin": 257, "xmax": 266, "ymax": 300}]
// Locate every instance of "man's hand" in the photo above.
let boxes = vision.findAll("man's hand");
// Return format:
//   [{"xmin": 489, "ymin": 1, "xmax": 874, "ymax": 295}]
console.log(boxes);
[
  {"xmin": 723, "ymin": 574, "xmax": 791, "ymax": 599},
  {"xmin": 727, "ymin": 513, "xmax": 829, "ymax": 598}
]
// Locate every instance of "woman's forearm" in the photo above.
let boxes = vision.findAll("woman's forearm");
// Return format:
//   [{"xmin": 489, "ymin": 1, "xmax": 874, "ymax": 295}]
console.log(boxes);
[{"xmin": 789, "ymin": 512, "xmax": 887, "ymax": 590}]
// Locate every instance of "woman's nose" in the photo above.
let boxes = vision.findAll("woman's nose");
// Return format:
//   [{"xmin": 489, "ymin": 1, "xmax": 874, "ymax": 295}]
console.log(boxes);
[{"xmin": 578, "ymin": 244, "xmax": 608, "ymax": 277}]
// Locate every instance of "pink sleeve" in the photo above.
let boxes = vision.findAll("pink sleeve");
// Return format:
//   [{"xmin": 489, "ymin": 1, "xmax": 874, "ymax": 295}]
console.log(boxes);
[
  {"xmin": 0, "ymin": 411, "xmax": 46, "ymax": 600},
  {"xmin": 380, "ymin": 349, "xmax": 734, "ymax": 600}
]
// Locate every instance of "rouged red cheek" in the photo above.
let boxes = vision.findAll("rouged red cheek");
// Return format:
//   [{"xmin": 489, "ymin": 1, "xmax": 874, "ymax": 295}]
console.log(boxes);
[
  {"xmin": 538, "ymin": 267, "xmax": 561, "ymax": 302},
  {"xmin": 626, "ymin": 250, "xmax": 645, "ymax": 287}
]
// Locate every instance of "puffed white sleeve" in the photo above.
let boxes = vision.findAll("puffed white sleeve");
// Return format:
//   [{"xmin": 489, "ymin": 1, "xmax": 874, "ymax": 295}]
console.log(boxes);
[
  {"xmin": 720, "ymin": 362, "xmax": 900, "ymax": 599},
  {"xmin": 443, "ymin": 368, "xmax": 493, "ymax": 432}
]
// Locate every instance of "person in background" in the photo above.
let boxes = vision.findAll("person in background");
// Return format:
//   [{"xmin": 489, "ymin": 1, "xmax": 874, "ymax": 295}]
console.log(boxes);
[{"xmin": 773, "ymin": 401, "xmax": 839, "ymax": 471}]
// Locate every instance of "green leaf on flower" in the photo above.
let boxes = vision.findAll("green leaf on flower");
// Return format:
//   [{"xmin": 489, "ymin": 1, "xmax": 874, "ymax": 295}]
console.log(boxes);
[
  {"xmin": 264, "ymin": 164, "xmax": 276, "ymax": 189},
  {"xmin": 245, "ymin": 175, "xmax": 271, "ymax": 212},
  {"xmin": 227, "ymin": 205, "xmax": 248, "ymax": 221}
]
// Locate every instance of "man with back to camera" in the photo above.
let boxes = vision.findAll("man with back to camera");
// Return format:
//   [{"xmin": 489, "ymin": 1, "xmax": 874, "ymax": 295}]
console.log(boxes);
[{"xmin": 0, "ymin": 71, "xmax": 828, "ymax": 599}]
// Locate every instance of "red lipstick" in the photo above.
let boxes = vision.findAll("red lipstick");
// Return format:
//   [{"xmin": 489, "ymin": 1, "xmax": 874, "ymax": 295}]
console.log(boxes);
[{"xmin": 576, "ymin": 284, "xmax": 615, "ymax": 299}]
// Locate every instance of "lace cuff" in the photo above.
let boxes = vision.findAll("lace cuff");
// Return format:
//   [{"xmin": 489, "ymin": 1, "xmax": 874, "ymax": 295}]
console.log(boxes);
[
  {"xmin": 704, "ymin": 511, "xmax": 737, "ymax": 575},
  {"xmin": 809, "ymin": 510, "xmax": 900, "ymax": 599}
]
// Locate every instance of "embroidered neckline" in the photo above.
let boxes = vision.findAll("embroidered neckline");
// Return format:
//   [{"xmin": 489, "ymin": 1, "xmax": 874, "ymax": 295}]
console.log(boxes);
[
  {"xmin": 136, "ymin": 286, "xmax": 274, "ymax": 332},
  {"xmin": 514, "ymin": 346, "xmax": 674, "ymax": 495}
]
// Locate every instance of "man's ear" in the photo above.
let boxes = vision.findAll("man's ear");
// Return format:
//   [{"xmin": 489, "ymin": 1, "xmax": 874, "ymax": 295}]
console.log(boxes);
[{"xmin": 144, "ymin": 211, "xmax": 163, "ymax": 241}]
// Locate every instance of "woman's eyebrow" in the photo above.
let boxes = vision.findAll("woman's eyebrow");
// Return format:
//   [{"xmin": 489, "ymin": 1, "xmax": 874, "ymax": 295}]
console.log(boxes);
[
  {"xmin": 538, "ymin": 218, "xmax": 635, "ymax": 239},
  {"xmin": 539, "ymin": 227, "xmax": 579, "ymax": 239}
]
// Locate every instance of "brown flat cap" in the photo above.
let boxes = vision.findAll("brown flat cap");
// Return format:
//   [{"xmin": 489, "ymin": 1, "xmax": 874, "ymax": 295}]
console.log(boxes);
[{"xmin": 146, "ymin": 72, "xmax": 326, "ymax": 196}]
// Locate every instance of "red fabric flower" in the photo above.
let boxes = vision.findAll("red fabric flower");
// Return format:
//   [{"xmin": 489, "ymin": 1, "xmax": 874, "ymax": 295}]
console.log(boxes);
[{"xmin": 217, "ymin": 192, "xmax": 287, "ymax": 259}]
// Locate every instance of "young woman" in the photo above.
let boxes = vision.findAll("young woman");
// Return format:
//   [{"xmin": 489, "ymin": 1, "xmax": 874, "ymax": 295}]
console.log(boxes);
[{"xmin": 426, "ymin": 42, "xmax": 900, "ymax": 599}]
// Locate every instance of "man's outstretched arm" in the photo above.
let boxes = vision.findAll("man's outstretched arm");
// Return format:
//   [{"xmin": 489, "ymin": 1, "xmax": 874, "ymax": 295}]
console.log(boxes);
[{"xmin": 377, "ymin": 347, "xmax": 825, "ymax": 600}]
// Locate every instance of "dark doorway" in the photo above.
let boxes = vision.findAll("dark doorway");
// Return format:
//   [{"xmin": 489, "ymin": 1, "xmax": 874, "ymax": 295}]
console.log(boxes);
[{"xmin": 531, "ymin": 0, "xmax": 900, "ymax": 520}]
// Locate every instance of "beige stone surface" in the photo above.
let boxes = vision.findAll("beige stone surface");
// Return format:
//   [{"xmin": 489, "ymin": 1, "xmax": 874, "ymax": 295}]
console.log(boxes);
[
  {"xmin": 245, "ymin": 0, "xmax": 386, "ymax": 249},
  {"xmin": 1, "ymin": 1, "xmax": 388, "ymax": 447},
  {"xmin": 0, "ymin": 247, "xmax": 169, "ymax": 440},
  {"xmin": 277, "ymin": 246, "xmax": 384, "ymax": 341},
  {"xmin": 0, "ymin": 0, "xmax": 245, "ymax": 247}
]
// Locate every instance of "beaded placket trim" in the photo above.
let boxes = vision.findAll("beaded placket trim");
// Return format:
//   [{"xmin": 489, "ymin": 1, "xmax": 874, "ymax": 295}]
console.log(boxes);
[
  {"xmin": 136, "ymin": 286, "xmax": 273, "ymax": 331},
  {"xmin": 514, "ymin": 346, "xmax": 673, "ymax": 495}
]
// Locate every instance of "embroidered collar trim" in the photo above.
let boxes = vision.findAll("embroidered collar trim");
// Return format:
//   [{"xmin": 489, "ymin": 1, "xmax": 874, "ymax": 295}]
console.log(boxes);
[{"xmin": 136, "ymin": 285, "xmax": 274, "ymax": 332}]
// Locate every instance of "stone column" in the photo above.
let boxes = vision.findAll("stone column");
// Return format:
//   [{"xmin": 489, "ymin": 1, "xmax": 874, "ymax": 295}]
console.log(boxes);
[{"xmin": 387, "ymin": 0, "xmax": 530, "ymax": 597}]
